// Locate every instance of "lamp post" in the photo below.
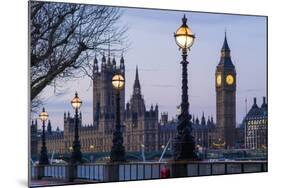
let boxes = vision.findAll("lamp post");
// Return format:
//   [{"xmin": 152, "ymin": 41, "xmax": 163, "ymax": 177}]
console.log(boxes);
[
  {"xmin": 110, "ymin": 74, "xmax": 126, "ymax": 162},
  {"xmin": 90, "ymin": 145, "xmax": 95, "ymax": 162},
  {"xmin": 141, "ymin": 144, "xmax": 146, "ymax": 162},
  {"xmin": 39, "ymin": 107, "xmax": 50, "ymax": 165},
  {"xmin": 173, "ymin": 14, "xmax": 197, "ymax": 160},
  {"xmin": 70, "ymin": 92, "xmax": 83, "ymax": 164}
]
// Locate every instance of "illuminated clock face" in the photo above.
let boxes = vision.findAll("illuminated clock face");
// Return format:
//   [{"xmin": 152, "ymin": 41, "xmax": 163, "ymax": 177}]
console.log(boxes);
[
  {"xmin": 216, "ymin": 75, "xmax": 222, "ymax": 86},
  {"xmin": 226, "ymin": 74, "xmax": 234, "ymax": 85}
]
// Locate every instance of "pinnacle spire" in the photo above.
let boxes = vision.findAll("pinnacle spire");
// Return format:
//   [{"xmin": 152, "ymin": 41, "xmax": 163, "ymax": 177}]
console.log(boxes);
[
  {"xmin": 218, "ymin": 31, "xmax": 234, "ymax": 67},
  {"xmin": 47, "ymin": 120, "xmax": 52, "ymax": 134},
  {"xmin": 261, "ymin": 96, "xmax": 267, "ymax": 109},
  {"xmin": 135, "ymin": 65, "xmax": 139, "ymax": 81},
  {"xmin": 120, "ymin": 54, "xmax": 124, "ymax": 64},
  {"xmin": 133, "ymin": 65, "xmax": 141, "ymax": 94},
  {"xmin": 252, "ymin": 97, "xmax": 259, "ymax": 108},
  {"xmin": 221, "ymin": 31, "xmax": 230, "ymax": 52},
  {"xmin": 201, "ymin": 112, "xmax": 206, "ymax": 125}
]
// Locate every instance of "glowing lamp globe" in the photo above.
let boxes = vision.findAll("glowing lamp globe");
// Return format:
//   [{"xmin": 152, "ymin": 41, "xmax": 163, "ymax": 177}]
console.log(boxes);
[
  {"xmin": 39, "ymin": 108, "xmax": 48, "ymax": 122},
  {"xmin": 174, "ymin": 14, "xmax": 195, "ymax": 49},
  {"xmin": 71, "ymin": 92, "xmax": 82, "ymax": 109},
  {"xmin": 112, "ymin": 74, "xmax": 125, "ymax": 90}
]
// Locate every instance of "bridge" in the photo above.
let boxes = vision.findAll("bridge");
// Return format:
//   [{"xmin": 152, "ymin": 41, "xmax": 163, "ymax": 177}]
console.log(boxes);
[
  {"xmin": 31, "ymin": 149, "xmax": 267, "ymax": 164},
  {"xmin": 31, "ymin": 151, "xmax": 174, "ymax": 163},
  {"xmin": 30, "ymin": 160, "xmax": 268, "ymax": 187}
]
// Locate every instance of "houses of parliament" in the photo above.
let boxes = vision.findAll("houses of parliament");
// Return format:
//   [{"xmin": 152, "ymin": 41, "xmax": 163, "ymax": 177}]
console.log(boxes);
[{"xmin": 31, "ymin": 35, "xmax": 268, "ymax": 158}]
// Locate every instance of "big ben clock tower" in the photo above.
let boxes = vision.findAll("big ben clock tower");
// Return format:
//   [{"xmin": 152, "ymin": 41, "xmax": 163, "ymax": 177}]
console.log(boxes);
[{"xmin": 215, "ymin": 33, "xmax": 236, "ymax": 149}]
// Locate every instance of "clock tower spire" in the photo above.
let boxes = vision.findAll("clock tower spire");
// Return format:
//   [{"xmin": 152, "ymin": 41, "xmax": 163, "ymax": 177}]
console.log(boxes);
[{"xmin": 215, "ymin": 32, "xmax": 236, "ymax": 149}]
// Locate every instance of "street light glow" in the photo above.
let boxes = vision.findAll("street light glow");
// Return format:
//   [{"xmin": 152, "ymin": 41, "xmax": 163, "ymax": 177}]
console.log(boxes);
[
  {"xmin": 39, "ymin": 107, "xmax": 48, "ymax": 122},
  {"xmin": 71, "ymin": 92, "xmax": 82, "ymax": 109},
  {"xmin": 112, "ymin": 74, "xmax": 125, "ymax": 90},
  {"xmin": 174, "ymin": 14, "xmax": 195, "ymax": 50}
]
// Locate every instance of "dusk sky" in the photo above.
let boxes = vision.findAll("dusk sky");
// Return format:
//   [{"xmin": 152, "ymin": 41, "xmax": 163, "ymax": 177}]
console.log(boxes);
[{"xmin": 32, "ymin": 5, "xmax": 267, "ymax": 130}]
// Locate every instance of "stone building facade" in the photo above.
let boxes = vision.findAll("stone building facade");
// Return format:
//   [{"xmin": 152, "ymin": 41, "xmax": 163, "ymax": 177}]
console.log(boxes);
[
  {"xmin": 215, "ymin": 33, "xmax": 237, "ymax": 149},
  {"xmin": 31, "ymin": 35, "xmax": 267, "ymax": 158},
  {"xmin": 244, "ymin": 97, "xmax": 268, "ymax": 150},
  {"xmin": 32, "ymin": 55, "xmax": 159, "ymax": 156}
]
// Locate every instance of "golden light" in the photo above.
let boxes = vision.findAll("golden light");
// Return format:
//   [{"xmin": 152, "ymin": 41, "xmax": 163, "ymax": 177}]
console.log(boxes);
[
  {"xmin": 71, "ymin": 92, "xmax": 82, "ymax": 109},
  {"xmin": 226, "ymin": 74, "xmax": 234, "ymax": 85},
  {"xmin": 39, "ymin": 107, "xmax": 48, "ymax": 122},
  {"xmin": 90, "ymin": 145, "xmax": 95, "ymax": 149},
  {"xmin": 216, "ymin": 74, "xmax": 222, "ymax": 86},
  {"xmin": 112, "ymin": 74, "xmax": 125, "ymax": 90},
  {"xmin": 174, "ymin": 14, "xmax": 195, "ymax": 49}
]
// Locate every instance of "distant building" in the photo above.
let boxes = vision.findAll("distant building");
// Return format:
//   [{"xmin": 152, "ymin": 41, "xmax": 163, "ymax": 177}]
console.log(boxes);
[
  {"xmin": 215, "ymin": 33, "xmax": 237, "ymax": 148},
  {"xmin": 30, "ymin": 119, "xmax": 39, "ymax": 158},
  {"xmin": 30, "ymin": 34, "xmax": 267, "ymax": 158},
  {"xmin": 31, "ymin": 56, "xmax": 159, "ymax": 156},
  {"xmin": 158, "ymin": 113, "xmax": 216, "ymax": 150},
  {"xmin": 123, "ymin": 66, "xmax": 159, "ymax": 152},
  {"xmin": 244, "ymin": 97, "xmax": 268, "ymax": 150}
]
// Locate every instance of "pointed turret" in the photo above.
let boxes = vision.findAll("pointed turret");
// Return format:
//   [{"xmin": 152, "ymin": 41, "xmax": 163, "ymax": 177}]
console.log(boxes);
[
  {"xmin": 246, "ymin": 97, "xmax": 262, "ymax": 117},
  {"xmin": 31, "ymin": 119, "xmax": 38, "ymax": 134},
  {"xmin": 129, "ymin": 65, "xmax": 146, "ymax": 115},
  {"xmin": 155, "ymin": 104, "xmax": 158, "ymax": 112},
  {"xmin": 207, "ymin": 116, "xmax": 211, "ymax": 125},
  {"xmin": 93, "ymin": 55, "xmax": 99, "ymax": 73},
  {"xmin": 112, "ymin": 56, "xmax": 116, "ymax": 70},
  {"xmin": 101, "ymin": 54, "xmax": 106, "ymax": 71},
  {"xmin": 261, "ymin": 96, "xmax": 267, "ymax": 109},
  {"xmin": 252, "ymin": 97, "xmax": 259, "ymax": 109},
  {"xmin": 47, "ymin": 120, "xmax": 52, "ymax": 134},
  {"xmin": 195, "ymin": 116, "xmax": 199, "ymax": 125},
  {"xmin": 201, "ymin": 112, "xmax": 206, "ymax": 125},
  {"xmin": 120, "ymin": 54, "xmax": 125, "ymax": 73},
  {"xmin": 221, "ymin": 32, "xmax": 230, "ymax": 52},
  {"xmin": 133, "ymin": 66, "xmax": 141, "ymax": 95},
  {"xmin": 218, "ymin": 31, "xmax": 234, "ymax": 67},
  {"xmin": 107, "ymin": 56, "xmax": 111, "ymax": 66}
]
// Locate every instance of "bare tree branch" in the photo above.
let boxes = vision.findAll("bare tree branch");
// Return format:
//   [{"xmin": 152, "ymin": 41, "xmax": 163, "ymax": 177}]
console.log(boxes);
[{"xmin": 30, "ymin": 2, "xmax": 128, "ymax": 111}]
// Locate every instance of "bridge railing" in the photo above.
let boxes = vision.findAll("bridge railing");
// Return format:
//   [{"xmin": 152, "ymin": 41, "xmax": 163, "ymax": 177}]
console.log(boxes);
[
  {"xmin": 76, "ymin": 164, "xmax": 105, "ymax": 181},
  {"xmin": 30, "ymin": 161, "xmax": 267, "ymax": 182},
  {"xmin": 118, "ymin": 163, "xmax": 166, "ymax": 180},
  {"xmin": 31, "ymin": 163, "xmax": 106, "ymax": 181}
]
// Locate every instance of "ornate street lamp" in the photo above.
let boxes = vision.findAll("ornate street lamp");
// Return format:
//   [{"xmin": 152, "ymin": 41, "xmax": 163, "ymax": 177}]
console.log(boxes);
[
  {"xmin": 70, "ymin": 92, "xmax": 83, "ymax": 164},
  {"xmin": 39, "ymin": 107, "xmax": 50, "ymax": 165},
  {"xmin": 110, "ymin": 74, "xmax": 126, "ymax": 162},
  {"xmin": 173, "ymin": 14, "xmax": 197, "ymax": 160}
]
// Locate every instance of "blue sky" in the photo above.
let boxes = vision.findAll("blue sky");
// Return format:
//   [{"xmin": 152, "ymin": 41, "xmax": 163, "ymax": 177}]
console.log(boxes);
[{"xmin": 33, "ymin": 6, "xmax": 267, "ymax": 130}]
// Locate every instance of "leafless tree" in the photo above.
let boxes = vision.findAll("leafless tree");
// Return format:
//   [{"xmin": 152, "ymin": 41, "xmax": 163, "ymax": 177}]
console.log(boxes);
[{"xmin": 30, "ymin": 1, "xmax": 127, "ymax": 110}]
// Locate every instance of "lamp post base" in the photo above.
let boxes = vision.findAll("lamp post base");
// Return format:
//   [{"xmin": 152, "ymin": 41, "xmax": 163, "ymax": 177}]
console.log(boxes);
[
  {"xmin": 39, "ymin": 146, "xmax": 49, "ymax": 165},
  {"xmin": 173, "ymin": 137, "xmax": 198, "ymax": 161},
  {"xmin": 110, "ymin": 144, "xmax": 126, "ymax": 162},
  {"xmin": 173, "ymin": 118, "xmax": 198, "ymax": 161},
  {"xmin": 70, "ymin": 140, "xmax": 82, "ymax": 164}
]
